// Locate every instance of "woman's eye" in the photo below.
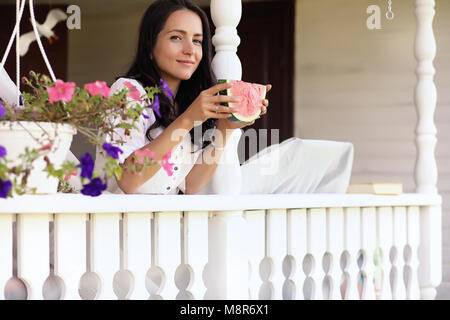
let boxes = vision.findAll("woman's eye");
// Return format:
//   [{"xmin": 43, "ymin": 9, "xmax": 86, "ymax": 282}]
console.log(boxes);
[
  {"xmin": 170, "ymin": 35, "xmax": 181, "ymax": 40},
  {"xmin": 193, "ymin": 39, "xmax": 203, "ymax": 45}
]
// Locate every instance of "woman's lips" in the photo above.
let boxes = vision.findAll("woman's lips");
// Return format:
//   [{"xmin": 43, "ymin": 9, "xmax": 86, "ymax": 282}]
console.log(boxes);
[{"xmin": 177, "ymin": 60, "xmax": 194, "ymax": 66}]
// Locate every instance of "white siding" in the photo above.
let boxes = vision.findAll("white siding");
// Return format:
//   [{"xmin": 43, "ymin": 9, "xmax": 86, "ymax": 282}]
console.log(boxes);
[{"xmin": 295, "ymin": 0, "xmax": 450, "ymax": 299}]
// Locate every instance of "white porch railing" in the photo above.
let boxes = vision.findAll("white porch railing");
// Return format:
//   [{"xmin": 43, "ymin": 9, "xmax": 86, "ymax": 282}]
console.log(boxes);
[{"xmin": 0, "ymin": 193, "xmax": 441, "ymax": 300}]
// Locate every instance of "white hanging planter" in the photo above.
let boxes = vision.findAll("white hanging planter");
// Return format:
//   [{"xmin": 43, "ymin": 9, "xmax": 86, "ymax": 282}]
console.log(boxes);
[{"xmin": 0, "ymin": 121, "xmax": 76, "ymax": 194}]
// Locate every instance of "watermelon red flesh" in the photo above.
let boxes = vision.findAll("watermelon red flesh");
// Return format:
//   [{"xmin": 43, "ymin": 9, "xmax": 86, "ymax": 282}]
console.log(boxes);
[{"xmin": 218, "ymin": 79, "xmax": 267, "ymax": 123}]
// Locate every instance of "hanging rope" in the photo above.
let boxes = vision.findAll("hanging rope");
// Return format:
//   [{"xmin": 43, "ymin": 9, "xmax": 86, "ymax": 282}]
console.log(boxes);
[
  {"xmin": 16, "ymin": 0, "xmax": 21, "ymax": 107},
  {"xmin": 0, "ymin": 0, "xmax": 58, "ymax": 107},
  {"xmin": 0, "ymin": 0, "xmax": 26, "ymax": 89},
  {"xmin": 28, "ymin": 0, "xmax": 57, "ymax": 82}
]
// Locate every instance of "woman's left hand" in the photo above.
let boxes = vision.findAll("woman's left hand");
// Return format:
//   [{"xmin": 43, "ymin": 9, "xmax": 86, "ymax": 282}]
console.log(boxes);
[
  {"xmin": 259, "ymin": 84, "xmax": 271, "ymax": 117},
  {"xmin": 217, "ymin": 84, "xmax": 272, "ymax": 130}
]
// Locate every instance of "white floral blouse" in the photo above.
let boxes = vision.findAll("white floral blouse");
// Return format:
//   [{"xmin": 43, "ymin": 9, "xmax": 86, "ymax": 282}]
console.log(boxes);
[{"xmin": 94, "ymin": 78, "xmax": 203, "ymax": 195}]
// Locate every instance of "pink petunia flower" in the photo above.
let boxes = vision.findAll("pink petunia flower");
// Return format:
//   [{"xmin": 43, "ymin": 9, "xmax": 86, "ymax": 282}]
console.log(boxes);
[
  {"xmin": 64, "ymin": 169, "xmax": 78, "ymax": 182},
  {"xmin": 46, "ymin": 79, "xmax": 76, "ymax": 103},
  {"xmin": 161, "ymin": 150, "xmax": 175, "ymax": 176},
  {"xmin": 124, "ymin": 81, "xmax": 143, "ymax": 103},
  {"xmin": 85, "ymin": 81, "xmax": 110, "ymax": 98},
  {"xmin": 134, "ymin": 149, "xmax": 155, "ymax": 165},
  {"xmin": 40, "ymin": 144, "xmax": 52, "ymax": 151}
]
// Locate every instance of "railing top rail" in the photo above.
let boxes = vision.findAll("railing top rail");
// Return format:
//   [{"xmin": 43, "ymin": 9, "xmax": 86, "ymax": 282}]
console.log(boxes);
[{"xmin": 0, "ymin": 193, "xmax": 441, "ymax": 214}]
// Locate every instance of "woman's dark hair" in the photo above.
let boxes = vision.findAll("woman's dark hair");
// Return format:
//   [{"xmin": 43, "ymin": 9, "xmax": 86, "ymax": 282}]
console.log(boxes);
[{"xmin": 123, "ymin": 0, "xmax": 217, "ymax": 152}]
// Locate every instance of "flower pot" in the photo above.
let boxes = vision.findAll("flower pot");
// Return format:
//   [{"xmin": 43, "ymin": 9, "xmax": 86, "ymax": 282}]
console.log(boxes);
[{"xmin": 0, "ymin": 121, "xmax": 77, "ymax": 194}]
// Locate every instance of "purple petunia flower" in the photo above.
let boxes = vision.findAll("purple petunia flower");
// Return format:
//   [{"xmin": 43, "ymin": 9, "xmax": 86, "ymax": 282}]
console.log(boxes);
[
  {"xmin": 0, "ymin": 178, "xmax": 12, "ymax": 198},
  {"xmin": 78, "ymin": 153, "xmax": 94, "ymax": 179},
  {"xmin": 0, "ymin": 100, "xmax": 5, "ymax": 119},
  {"xmin": 149, "ymin": 95, "xmax": 161, "ymax": 118},
  {"xmin": 102, "ymin": 143, "xmax": 123, "ymax": 160},
  {"xmin": 81, "ymin": 177, "xmax": 107, "ymax": 197},
  {"xmin": 0, "ymin": 145, "xmax": 6, "ymax": 158},
  {"xmin": 159, "ymin": 79, "xmax": 173, "ymax": 99}
]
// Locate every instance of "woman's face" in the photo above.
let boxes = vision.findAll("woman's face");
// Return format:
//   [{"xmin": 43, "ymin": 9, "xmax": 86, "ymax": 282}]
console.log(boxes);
[{"xmin": 153, "ymin": 9, "xmax": 203, "ymax": 86}]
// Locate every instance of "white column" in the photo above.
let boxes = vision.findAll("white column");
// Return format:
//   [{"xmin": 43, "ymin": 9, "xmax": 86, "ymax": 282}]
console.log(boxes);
[
  {"xmin": 53, "ymin": 213, "xmax": 87, "ymax": 300},
  {"xmin": 0, "ymin": 214, "xmax": 14, "ymax": 300},
  {"xmin": 286, "ymin": 209, "xmax": 307, "ymax": 300},
  {"xmin": 206, "ymin": 210, "xmax": 249, "ymax": 299},
  {"xmin": 152, "ymin": 211, "xmax": 181, "ymax": 300},
  {"xmin": 360, "ymin": 208, "xmax": 377, "ymax": 300},
  {"xmin": 376, "ymin": 207, "xmax": 393, "ymax": 300},
  {"xmin": 181, "ymin": 211, "xmax": 208, "ymax": 300},
  {"xmin": 414, "ymin": 0, "xmax": 437, "ymax": 194},
  {"xmin": 244, "ymin": 210, "xmax": 266, "ymax": 300},
  {"xmin": 307, "ymin": 208, "xmax": 326, "ymax": 300},
  {"xmin": 16, "ymin": 214, "xmax": 50, "ymax": 300},
  {"xmin": 418, "ymin": 205, "xmax": 442, "ymax": 299},
  {"xmin": 90, "ymin": 213, "xmax": 121, "ymax": 300},
  {"xmin": 210, "ymin": 0, "xmax": 242, "ymax": 80},
  {"xmin": 414, "ymin": 0, "xmax": 441, "ymax": 300},
  {"xmin": 265, "ymin": 209, "xmax": 287, "ymax": 300},
  {"xmin": 343, "ymin": 207, "xmax": 361, "ymax": 300},
  {"xmin": 327, "ymin": 208, "xmax": 344, "ymax": 300},
  {"xmin": 123, "ymin": 212, "xmax": 152, "ymax": 300},
  {"xmin": 406, "ymin": 206, "xmax": 421, "ymax": 299}
]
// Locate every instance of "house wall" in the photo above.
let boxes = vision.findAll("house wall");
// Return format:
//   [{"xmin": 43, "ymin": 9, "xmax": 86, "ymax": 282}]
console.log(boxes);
[
  {"xmin": 63, "ymin": 0, "xmax": 450, "ymax": 299},
  {"xmin": 295, "ymin": 0, "xmax": 450, "ymax": 299}
]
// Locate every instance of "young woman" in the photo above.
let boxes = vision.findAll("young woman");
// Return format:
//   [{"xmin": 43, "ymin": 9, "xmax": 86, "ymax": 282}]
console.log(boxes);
[
  {"xmin": 95, "ymin": 0, "xmax": 270, "ymax": 195},
  {"xmin": 95, "ymin": 0, "xmax": 354, "ymax": 196}
]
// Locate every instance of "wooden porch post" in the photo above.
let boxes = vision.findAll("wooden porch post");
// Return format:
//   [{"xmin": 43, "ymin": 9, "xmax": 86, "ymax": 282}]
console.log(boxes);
[
  {"xmin": 206, "ymin": 0, "xmax": 248, "ymax": 299},
  {"xmin": 413, "ymin": 0, "xmax": 442, "ymax": 300}
]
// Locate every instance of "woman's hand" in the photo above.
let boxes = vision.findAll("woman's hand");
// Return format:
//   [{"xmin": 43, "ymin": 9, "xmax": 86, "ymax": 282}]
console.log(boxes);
[
  {"xmin": 259, "ymin": 84, "xmax": 272, "ymax": 117},
  {"xmin": 217, "ymin": 84, "xmax": 272, "ymax": 130},
  {"xmin": 183, "ymin": 82, "xmax": 241, "ymax": 124}
]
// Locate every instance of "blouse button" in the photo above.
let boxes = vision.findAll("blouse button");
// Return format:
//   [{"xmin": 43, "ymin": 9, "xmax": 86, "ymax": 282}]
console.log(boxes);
[
  {"xmin": 167, "ymin": 186, "xmax": 171, "ymax": 190},
  {"xmin": 174, "ymin": 166, "xmax": 178, "ymax": 171}
]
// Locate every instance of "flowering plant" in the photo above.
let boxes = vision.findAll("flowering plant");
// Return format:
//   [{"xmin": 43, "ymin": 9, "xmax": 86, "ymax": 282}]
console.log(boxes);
[{"xmin": 0, "ymin": 71, "xmax": 174, "ymax": 198}]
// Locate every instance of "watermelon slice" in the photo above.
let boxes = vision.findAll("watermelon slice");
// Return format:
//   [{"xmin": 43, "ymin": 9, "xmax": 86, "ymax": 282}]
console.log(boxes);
[{"xmin": 218, "ymin": 79, "xmax": 267, "ymax": 124}]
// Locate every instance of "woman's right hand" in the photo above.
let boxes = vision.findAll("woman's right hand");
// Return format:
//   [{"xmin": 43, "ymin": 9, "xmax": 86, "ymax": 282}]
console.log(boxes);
[{"xmin": 183, "ymin": 82, "xmax": 241, "ymax": 124}]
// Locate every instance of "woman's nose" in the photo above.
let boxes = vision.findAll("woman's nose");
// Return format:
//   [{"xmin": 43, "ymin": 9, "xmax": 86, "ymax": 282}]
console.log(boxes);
[{"xmin": 182, "ymin": 40, "xmax": 194, "ymax": 55}]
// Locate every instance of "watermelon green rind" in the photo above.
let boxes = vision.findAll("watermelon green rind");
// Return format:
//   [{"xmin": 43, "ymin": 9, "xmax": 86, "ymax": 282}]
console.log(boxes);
[{"xmin": 217, "ymin": 79, "xmax": 266, "ymax": 124}]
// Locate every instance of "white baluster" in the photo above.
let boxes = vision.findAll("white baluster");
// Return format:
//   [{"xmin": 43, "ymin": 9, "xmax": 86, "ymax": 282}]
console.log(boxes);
[
  {"xmin": 90, "ymin": 213, "xmax": 121, "ymax": 300},
  {"xmin": 181, "ymin": 211, "xmax": 208, "ymax": 300},
  {"xmin": 244, "ymin": 210, "xmax": 266, "ymax": 300},
  {"xmin": 418, "ymin": 205, "xmax": 441, "ymax": 299},
  {"xmin": 360, "ymin": 207, "xmax": 377, "ymax": 300},
  {"xmin": 343, "ymin": 207, "xmax": 361, "ymax": 300},
  {"xmin": 392, "ymin": 207, "xmax": 407, "ymax": 299},
  {"xmin": 210, "ymin": 0, "xmax": 242, "ymax": 80},
  {"xmin": 376, "ymin": 207, "xmax": 393, "ymax": 300},
  {"xmin": 326, "ymin": 208, "xmax": 344, "ymax": 300},
  {"xmin": 53, "ymin": 213, "xmax": 87, "ymax": 300},
  {"xmin": 152, "ymin": 211, "xmax": 181, "ymax": 300},
  {"xmin": 406, "ymin": 206, "xmax": 421, "ymax": 299},
  {"xmin": 287, "ymin": 209, "xmax": 307, "ymax": 300},
  {"xmin": 16, "ymin": 213, "xmax": 50, "ymax": 300},
  {"xmin": 123, "ymin": 212, "xmax": 152, "ymax": 300},
  {"xmin": 207, "ymin": 210, "xmax": 248, "ymax": 299},
  {"xmin": 0, "ymin": 214, "xmax": 14, "ymax": 300},
  {"xmin": 307, "ymin": 208, "xmax": 326, "ymax": 300},
  {"xmin": 264, "ymin": 209, "xmax": 286, "ymax": 300},
  {"xmin": 414, "ymin": 0, "xmax": 437, "ymax": 195}
]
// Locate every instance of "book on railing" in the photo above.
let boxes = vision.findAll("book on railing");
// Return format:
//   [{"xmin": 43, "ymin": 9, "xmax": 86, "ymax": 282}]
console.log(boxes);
[{"xmin": 346, "ymin": 182, "xmax": 403, "ymax": 195}]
